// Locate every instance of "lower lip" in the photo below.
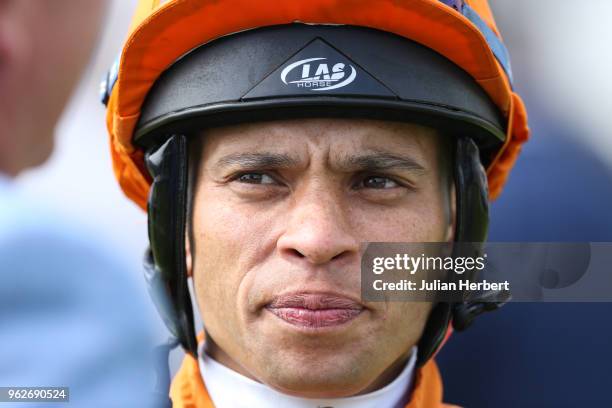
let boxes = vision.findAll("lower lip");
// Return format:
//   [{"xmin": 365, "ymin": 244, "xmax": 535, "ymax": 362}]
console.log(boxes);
[{"xmin": 265, "ymin": 307, "xmax": 363, "ymax": 329}]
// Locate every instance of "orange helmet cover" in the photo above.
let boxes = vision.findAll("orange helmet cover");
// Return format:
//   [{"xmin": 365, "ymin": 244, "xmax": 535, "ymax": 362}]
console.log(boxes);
[{"xmin": 105, "ymin": 0, "xmax": 530, "ymax": 211}]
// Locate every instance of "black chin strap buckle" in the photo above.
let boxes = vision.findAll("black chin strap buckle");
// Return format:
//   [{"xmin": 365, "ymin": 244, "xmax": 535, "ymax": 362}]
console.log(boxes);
[{"xmin": 452, "ymin": 289, "xmax": 511, "ymax": 331}]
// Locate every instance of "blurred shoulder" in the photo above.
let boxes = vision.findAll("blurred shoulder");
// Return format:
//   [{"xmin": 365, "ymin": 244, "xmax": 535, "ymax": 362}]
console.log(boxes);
[
  {"xmin": 0, "ymin": 177, "xmax": 164, "ymax": 406},
  {"xmin": 0, "ymin": 177, "xmax": 151, "ymax": 311}
]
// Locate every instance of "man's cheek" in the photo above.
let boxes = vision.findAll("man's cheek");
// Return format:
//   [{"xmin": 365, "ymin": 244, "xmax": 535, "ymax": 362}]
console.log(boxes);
[
  {"xmin": 196, "ymin": 239, "xmax": 232, "ymax": 319},
  {"xmin": 385, "ymin": 303, "xmax": 431, "ymax": 336},
  {"xmin": 198, "ymin": 269, "xmax": 239, "ymax": 346},
  {"xmin": 198, "ymin": 229, "xmax": 251, "ymax": 317}
]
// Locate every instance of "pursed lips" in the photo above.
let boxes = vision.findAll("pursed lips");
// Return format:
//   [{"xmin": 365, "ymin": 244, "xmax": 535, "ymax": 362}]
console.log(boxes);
[{"xmin": 265, "ymin": 292, "xmax": 364, "ymax": 329}]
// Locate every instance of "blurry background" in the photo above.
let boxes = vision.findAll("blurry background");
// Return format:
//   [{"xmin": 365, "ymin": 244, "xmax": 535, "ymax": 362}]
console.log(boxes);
[
  {"xmin": 13, "ymin": 0, "xmax": 612, "ymax": 406},
  {"xmin": 16, "ymin": 0, "xmax": 146, "ymax": 282},
  {"xmin": 437, "ymin": 1, "xmax": 612, "ymax": 406}
]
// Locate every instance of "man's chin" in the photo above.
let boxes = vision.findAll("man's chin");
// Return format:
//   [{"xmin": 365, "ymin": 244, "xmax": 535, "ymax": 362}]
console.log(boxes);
[{"xmin": 246, "ymin": 316, "xmax": 380, "ymax": 398}]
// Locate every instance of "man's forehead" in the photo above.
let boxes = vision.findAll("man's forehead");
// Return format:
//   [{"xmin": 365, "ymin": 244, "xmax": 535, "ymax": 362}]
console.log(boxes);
[{"xmin": 198, "ymin": 118, "xmax": 440, "ymax": 160}]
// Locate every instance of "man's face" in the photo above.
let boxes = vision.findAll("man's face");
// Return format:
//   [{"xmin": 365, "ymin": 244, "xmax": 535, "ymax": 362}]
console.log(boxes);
[{"xmin": 189, "ymin": 118, "xmax": 454, "ymax": 398}]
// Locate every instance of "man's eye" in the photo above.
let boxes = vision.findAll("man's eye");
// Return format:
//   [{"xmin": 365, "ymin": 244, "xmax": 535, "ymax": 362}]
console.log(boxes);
[
  {"xmin": 359, "ymin": 176, "xmax": 400, "ymax": 189},
  {"xmin": 236, "ymin": 173, "xmax": 277, "ymax": 185}
]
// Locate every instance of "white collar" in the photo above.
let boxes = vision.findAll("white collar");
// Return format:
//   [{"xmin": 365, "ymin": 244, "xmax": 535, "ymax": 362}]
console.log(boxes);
[{"xmin": 198, "ymin": 342, "xmax": 416, "ymax": 408}]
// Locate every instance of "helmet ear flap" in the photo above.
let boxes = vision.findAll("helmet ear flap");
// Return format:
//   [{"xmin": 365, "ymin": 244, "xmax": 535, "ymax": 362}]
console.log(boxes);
[
  {"xmin": 451, "ymin": 137, "xmax": 510, "ymax": 331},
  {"xmin": 417, "ymin": 136, "xmax": 490, "ymax": 365},
  {"xmin": 144, "ymin": 134, "xmax": 198, "ymax": 357},
  {"xmin": 453, "ymin": 136, "xmax": 489, "ymax": 245}
]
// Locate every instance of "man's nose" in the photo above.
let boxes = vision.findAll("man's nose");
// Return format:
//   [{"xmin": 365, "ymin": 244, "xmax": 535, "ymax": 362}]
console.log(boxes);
[{"xmin": 277, "ymin": 190, "xmax": 359, "ymax": 266}]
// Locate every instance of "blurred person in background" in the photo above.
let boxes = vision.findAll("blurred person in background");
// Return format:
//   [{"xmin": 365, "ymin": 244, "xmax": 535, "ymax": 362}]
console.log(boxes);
[
  {"xmin": 437, "ymin": 1, "xmax": 612, "ymax": 405},
  {"xmin": 0, "ymin": 1, "xmax": 161, "ymax": 406}
]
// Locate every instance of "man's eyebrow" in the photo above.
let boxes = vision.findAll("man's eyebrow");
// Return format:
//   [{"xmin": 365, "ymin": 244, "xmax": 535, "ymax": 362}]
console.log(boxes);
[
  {"xmin": 339, "ymin": 152, "xmax": 427, "ymax": 173},
  {"xmin": 214, "ymin": 152, "xmax": 299, "ymax": 169}
]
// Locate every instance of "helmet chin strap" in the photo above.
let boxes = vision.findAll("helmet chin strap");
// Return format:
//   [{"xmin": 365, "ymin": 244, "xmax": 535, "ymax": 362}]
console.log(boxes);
[
  {"xmin": 143, "ymin": 134, "xmax": 195, "ymax": 408},
  {"xmin": 450, "ymin": 137, "xmax": 510, "ymax": 332},
  {"xmin": 142, "ymin": 134, "xmax": 509, "ymax": 372},
  {"xmin": 416, "ymin": 136, "xmax": 510, "ymax": 365}
]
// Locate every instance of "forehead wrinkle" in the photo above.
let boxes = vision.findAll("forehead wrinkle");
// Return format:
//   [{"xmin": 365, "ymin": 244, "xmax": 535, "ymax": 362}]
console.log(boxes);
[
  {"xmin": 332, "ymin": 149, "xmax": 428, "ymax": 174},
  {"xmin": 214, "ymin": 152, "xmax": 300, "ymax": 169}
]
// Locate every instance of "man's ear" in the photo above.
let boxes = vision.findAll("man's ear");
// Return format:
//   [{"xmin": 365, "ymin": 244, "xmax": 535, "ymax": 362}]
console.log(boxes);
[
  {"xmin": 186, "ymin": 234, "xmax": 193, "ymax": 278},
  {"xmin": 446, "ymin": 181, "xmax": 457, "ymax": 243}
]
